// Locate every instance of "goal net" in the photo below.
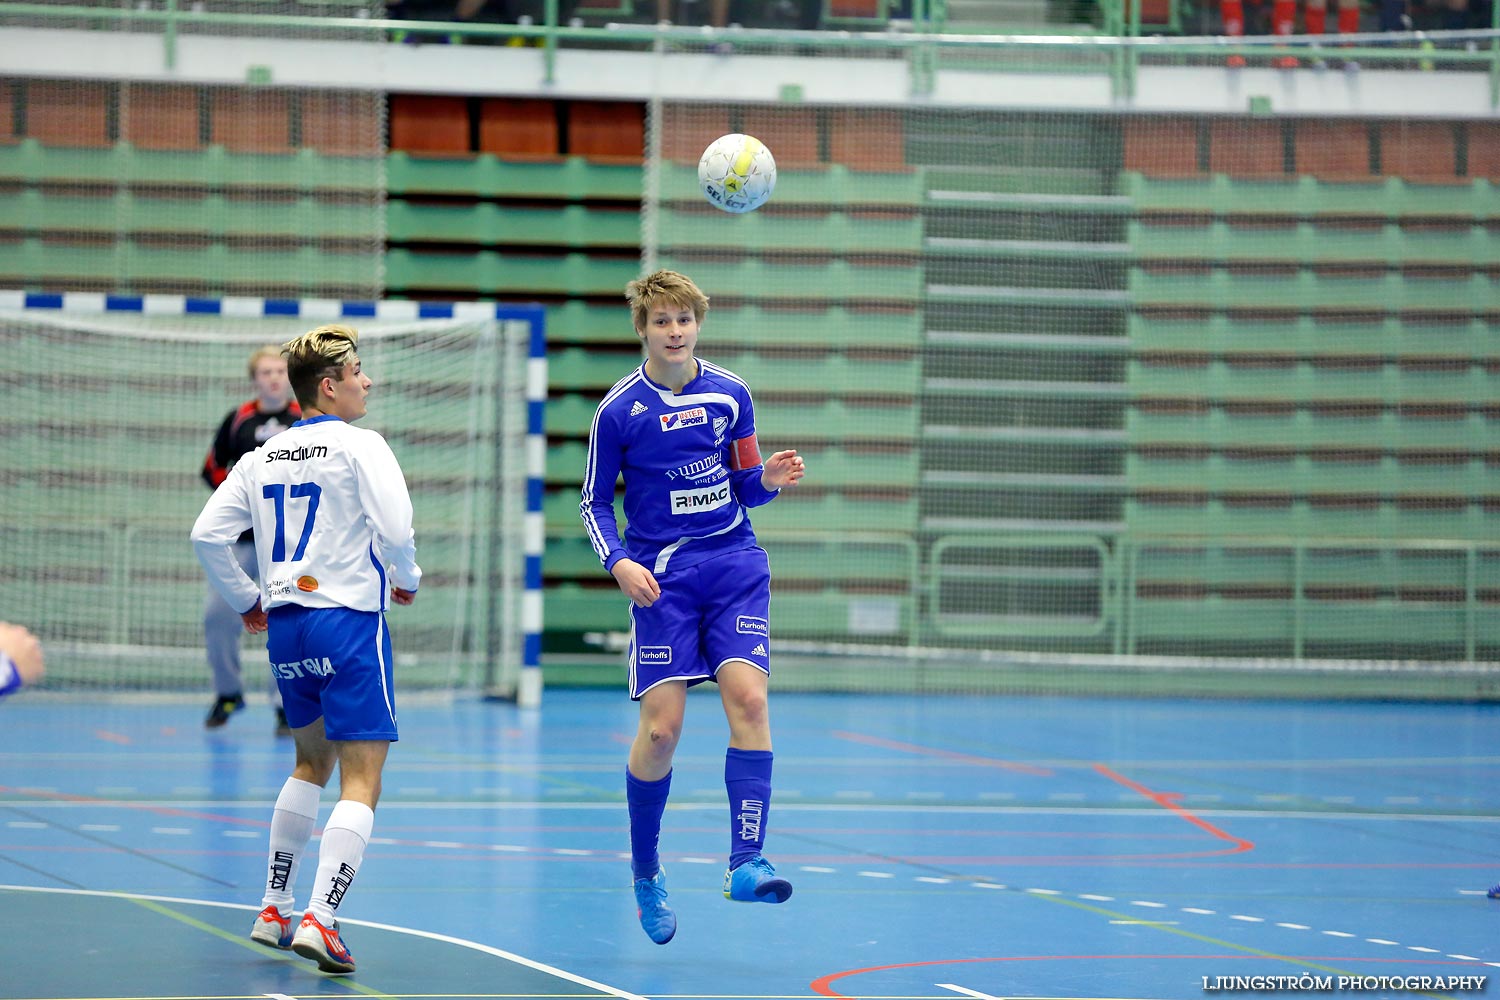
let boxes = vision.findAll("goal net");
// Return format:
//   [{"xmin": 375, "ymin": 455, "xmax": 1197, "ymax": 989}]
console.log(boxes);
[
  {"xmin": 0, "ymin": 301, "xmax": 528, "ymax": 696},
  {"xmin": 631, "ymin": 30, "xmax": 1500, "ymax": 699}
]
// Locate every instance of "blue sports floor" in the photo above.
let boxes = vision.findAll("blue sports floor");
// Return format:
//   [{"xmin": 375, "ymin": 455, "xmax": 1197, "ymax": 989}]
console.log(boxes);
[{"xmin": 1, "ymin": 688, "xmax": 1498, "ymax": 1000}]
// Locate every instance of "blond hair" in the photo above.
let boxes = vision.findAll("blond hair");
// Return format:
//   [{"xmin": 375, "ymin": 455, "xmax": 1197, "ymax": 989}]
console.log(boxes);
[
  {"xmin": 625, "ymin": 269, "xmax": 709, "ymax": 333},
  {"xmin": 283, "ymin": 324, "xmax": 360, "ymax": 409},
  {"xmin": 247, "ymin": 345, "xmax": 285, "ymax": 379}
]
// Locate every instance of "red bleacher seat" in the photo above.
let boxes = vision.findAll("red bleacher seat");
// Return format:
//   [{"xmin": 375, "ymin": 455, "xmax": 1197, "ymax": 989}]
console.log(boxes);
[
  {"xmin": 1124, "ymin": 117, "xmax": 1200, "ymax": 177},
  {"xmin": 1208, "ymin": 119, "xmax": 1285, "ymax": 178},
  {"xmin": 122, "ymin": 84, "xmax": 202, "ymax": 152},
  {"xmin": 1293, "ymin": 120, "xmax": 1374, "ymax": 180},
  {"xmin": 27, "ymin": 81, "xmax": 111, "ymax": 148},
  {"xmin": 389, "ymin": 95, "xmax": 470, "ymax": 154},
  {"xmin": 830, "ymin": 109, "xmax": 906, "ymax": 171},
  {"xmin": 479, "ymin": 98, "xmax": 558, "ymax": 158},
  {"xmin": 567, "ymin": 101, "xmax": 644, "ymax": 162},
  {"xmin": 210, "ymin": 90, "xmax": 293, "ymax": 154}
]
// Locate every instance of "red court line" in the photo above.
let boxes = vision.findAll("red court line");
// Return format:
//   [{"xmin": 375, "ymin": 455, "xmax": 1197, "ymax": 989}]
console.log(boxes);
[
  {"xmin": 832, "ymin": 730, "xmax": 1055, "ymax": 776},
  {"xmin": 1093, "ymin": 763, "xmax": 1255, "ymax": 855},
  {"xmin": 0, "ymin": 785, "xmax": 268, "ymax": 828}
]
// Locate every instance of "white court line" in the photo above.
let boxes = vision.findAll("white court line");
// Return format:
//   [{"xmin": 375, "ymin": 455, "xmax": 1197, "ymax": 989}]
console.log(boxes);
[
  {"xmin": 938, "ymin": 984, "xmax": 1002, "ymax": 1000},
  {"xmin": 9, "ymin": 798, "xmax": 1500, "ymax": 823},
  {"xmin": 0, "ymin": 884, "xmax": 652, "ymax": 1000}
]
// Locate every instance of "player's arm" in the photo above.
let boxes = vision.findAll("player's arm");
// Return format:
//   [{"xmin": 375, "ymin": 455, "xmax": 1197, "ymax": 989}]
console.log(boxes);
[
  {"xmin": 0, "ymin": 622, "xmax": 44, "ymax": 699},
  {"xmin": 580, "ymin": 404, "xmax": 659, "ymax": 606},
  {"xmin": 190, "ymin": 460, "xmax": 261, "ymax": 615},
  {"xmin": 352, "ymin": 436, "xmax": 422, "ymax": 596},
  {"xmin": 727, "ymin": 392, "xmax": 803, "ymax": 505},
  {"xmin": 201, "ymin": 411, "xmax": 235, "ymax": 489},
  {"xmin": 580, "ymin": 403, "xmax": 629, "ymax": 572}
]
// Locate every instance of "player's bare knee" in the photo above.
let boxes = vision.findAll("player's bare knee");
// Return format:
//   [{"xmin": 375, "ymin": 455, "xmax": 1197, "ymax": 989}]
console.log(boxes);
[{"xmin": 731, "ymin": 691, "xmax": 768, "ymax": 728}]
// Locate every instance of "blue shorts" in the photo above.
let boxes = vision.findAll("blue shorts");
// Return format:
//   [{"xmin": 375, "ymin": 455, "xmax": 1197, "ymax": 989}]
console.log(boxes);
[
  {"xmin": 627, "ymin": 546, "xmax": 771, "ymax": 700},
  {"xmin": 266, "ymin": 604, "xmax": 398, "ymax": 741}
]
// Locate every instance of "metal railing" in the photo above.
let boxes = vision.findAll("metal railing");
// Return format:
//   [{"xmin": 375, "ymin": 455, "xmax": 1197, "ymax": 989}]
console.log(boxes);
[{"xmin": 2, "ymin": 1, "xmax": 1497, "ymax": 104}]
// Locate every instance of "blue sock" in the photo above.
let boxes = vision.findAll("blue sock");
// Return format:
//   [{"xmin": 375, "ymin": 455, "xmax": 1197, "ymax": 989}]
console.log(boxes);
[
  {"xmin": 626, "ymin": 767, "xmax": 671, "ymax": 881},
  {"xmin": 725, "ymin": 748, "xmax": 773, "ymax": 870}
]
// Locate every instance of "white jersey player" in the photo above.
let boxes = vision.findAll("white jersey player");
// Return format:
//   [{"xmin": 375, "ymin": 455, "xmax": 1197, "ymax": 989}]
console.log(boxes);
[{"xmin": 190, "ymin": 324, "xmax": 417, "ymax": 976}]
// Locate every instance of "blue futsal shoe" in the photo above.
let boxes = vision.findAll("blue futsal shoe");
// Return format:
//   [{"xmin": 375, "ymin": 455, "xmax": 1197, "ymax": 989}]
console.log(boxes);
[
  {"xmin": 723, "ymin": 854, "xmax": 793, "ymax": 904},
  {"xmin": 633, "ymin": 867, "xmax": 677, "ymax": 944}
]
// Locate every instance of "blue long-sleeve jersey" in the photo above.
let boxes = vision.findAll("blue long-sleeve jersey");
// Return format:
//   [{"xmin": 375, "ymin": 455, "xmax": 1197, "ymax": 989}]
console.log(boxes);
[{"xmin": 581, "ymin": 359, "xmax": 780, "ymax": 578}]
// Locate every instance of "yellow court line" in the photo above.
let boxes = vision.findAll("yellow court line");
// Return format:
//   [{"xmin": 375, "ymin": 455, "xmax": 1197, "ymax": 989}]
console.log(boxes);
[{"xmin": 126, "ymin": 897, "xmax": 395, "ymax": 999}]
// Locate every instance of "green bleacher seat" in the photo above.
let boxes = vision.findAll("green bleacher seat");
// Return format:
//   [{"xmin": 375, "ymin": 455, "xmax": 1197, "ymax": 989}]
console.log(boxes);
[
  {"xmin": 654, "ymin": 256, "xmax": 922, "ymax": 304},
  {"xmin": 1121, "ymin": 172, "xmax": 1500, "ymax": 221},
  {"xmin": 750, "ymin": 492, "xmax": 918, "ymax": 534},
  {"xmin": 545, "ymin": 395, "xmax": 604, "ymax": 437},
  {"xmin": 1128, "ymin": 359, "xmax": 1499, "ymax": 404},
  {"xmin": 1128, "ymin": 454, "xmax": 1500, "ymax": 498},
  {"xmin": 658, "ymin": 208, "xmax": 921, "ymax": 255},
  {"xmin": 1127, "ymin": 409, "xmax": 1500, "ymax": 452},
  {"xmin": 402, "ymin": 300, "xmax": 923, "ymax": 351},
  {"xmin": 1130, "ymin": 269, "xmax": 1500, "ymax": 314},
  {"xmin": 1134, "ymin": 547, "xmax": 1500, "ymax": 592},
  {"xmin": 0, "ymin": 140, "xmax": 381, "ymax": 193},
  {"xmin": 386, "ymin": 249, "xmax": 637, "ymax": 296},
  {"xmin": 386, "ymin": 202, "xmax": 640, "ymax": 249},
  {"xmin": 0, "ymin": 189, "xmax": 380, "ymax": 241},
  {"xmin": 770, "ymin": 588, "xmax": 914, "ymax": 639},
  {"xmin": 1130, "ymin": 220, "xmax": 1500, "ymax": 268},
  {"xmin": 1129, "ymin": 597, "xmax": 1473, "ymax": 647},
  {"xmin": 1125, "ymin": 497, "xmax": 1500, "ymax": 541},
  {"xmin": 0, "ymin": 238, "xmax": 377, "ymax": 290},
  {"xmin": 1127, "ymin": 316, "xmax": 1500, "ymax": 361},
  {"xmin": 701, "ymin": 305, "xmax": 923, "ymax": 349},
  {"xmin": 386, "ymin": 152, "xmax": 643, "ymax": 201}
]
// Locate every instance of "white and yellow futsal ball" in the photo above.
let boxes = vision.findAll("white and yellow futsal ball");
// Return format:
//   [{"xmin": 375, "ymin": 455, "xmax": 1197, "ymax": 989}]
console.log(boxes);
[{"xmin": 697, "ymin": 133, "xmax": 777, "ymax": 214}]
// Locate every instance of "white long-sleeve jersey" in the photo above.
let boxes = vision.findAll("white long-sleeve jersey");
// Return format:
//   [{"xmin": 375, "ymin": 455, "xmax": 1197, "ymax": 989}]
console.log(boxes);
[{"xmin": 190, "ymin": 414, "xmax": 421, "ymax": 614}]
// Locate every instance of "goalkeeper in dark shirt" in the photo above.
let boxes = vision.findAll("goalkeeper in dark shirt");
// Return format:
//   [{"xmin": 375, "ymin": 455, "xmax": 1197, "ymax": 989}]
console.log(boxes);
[{"xmin": 200, "ymin": 346, "xmax": 301, "ymax": 733}]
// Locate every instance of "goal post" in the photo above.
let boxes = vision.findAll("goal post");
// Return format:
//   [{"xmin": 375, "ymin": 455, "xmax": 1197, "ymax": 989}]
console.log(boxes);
[{"xmin": 0, "ymin": 291, "xmax": 544, "ymax": 705}]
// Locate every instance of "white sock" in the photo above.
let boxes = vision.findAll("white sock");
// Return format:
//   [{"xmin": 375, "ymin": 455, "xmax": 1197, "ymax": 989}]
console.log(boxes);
[
  {"xmin": 261, "ymin": 777, "xmax": 321, "ymax": 911},
  {"xmin": 306, "ymin": 799, "xmax": 374, "ymax": 926}
]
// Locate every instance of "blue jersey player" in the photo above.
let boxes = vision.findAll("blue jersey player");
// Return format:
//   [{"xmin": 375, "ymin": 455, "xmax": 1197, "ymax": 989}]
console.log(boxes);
[{"xmin": 581, "ymin": 269, "xmax": 806, "ymax": 945}]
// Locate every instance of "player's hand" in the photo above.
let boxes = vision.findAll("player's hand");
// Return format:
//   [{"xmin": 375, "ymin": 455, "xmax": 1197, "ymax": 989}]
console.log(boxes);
[
  {"xmin": 761, "ymin": 449, "xmax": 806, "ymax": 491},
  {"xmin": 240, "ymin": 600, "xmax": 269, "ymax": 634},
  {"xmin": 392, "ymin": 587, "xmax": 417, "ymax": 606},
  {"xmin": 0, "ymin": 622, "xmax": 45, "ymax": 685},
  {"xmin": 611, "ymin": 558, "xmax": 661, "ymax": 608}
]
